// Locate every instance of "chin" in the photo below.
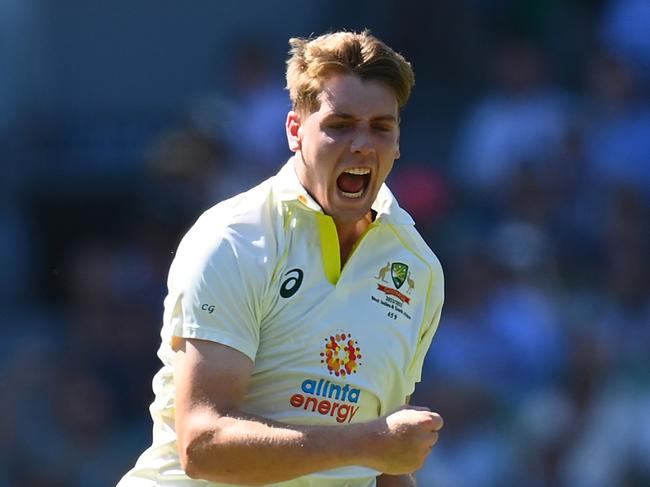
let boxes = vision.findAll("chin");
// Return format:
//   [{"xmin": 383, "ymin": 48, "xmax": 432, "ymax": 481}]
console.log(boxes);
[
  {"xmin": 329, "ymin": 201, "xmax": 373, "ymax": 223},
  {"xmin": 322, "ymin": 186, "xmax": 376, "ymax": 221}
]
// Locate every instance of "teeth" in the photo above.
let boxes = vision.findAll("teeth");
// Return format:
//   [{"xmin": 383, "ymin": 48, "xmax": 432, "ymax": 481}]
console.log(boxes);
[
  {"xmin": 341, "ymin": 190, "xmax": 364, "ymax": 199},
  {"xmin": 344, "ymin": 168, "xmax": 370, "ymax": 175}
]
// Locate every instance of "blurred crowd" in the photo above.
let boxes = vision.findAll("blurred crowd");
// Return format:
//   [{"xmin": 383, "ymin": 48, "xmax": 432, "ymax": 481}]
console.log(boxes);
[{"xmin": 1, "ymin": 1, "xmax": 649, "ymax": 486}]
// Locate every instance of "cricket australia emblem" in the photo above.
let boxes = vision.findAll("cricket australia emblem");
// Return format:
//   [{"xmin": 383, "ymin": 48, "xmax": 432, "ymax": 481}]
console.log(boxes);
[
  {"xmin": 372, "ymin": 261, "xmax": 415, "ymax": 320},
  {"xmin": 391, "ymin": 262, "xmax": 409, "ymax": 289}
]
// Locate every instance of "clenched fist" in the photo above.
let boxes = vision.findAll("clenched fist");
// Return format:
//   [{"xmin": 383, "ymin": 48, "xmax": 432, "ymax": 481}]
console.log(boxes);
[{"xmin": 365, "ymin": 407, "xmax": 443, "ymax": 474}]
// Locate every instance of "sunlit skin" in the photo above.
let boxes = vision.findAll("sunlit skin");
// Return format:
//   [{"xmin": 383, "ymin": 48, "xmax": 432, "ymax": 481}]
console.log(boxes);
[{"xmin": 286, "ymin": 74, "xmax": 401, "ymax": 260}]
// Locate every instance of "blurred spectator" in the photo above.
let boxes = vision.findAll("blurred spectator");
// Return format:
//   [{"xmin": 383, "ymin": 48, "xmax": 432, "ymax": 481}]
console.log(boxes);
[
  {"xmin": 560, "ymin": 382, "xmax": 650, "ymax": 487},
  {"xmin": 451, "ymin": 37, "xmax": 573, "ymax": 194},
  {"xmin": 389, "ymin": 162, "xmax": 451, "ymax": 241},
  {"xmin": 414, "ymin": 219, "xmax": 567, "ymax": 486},
  {"xmin": 189, "ymin": 39, "xmax": 290, "ymax": 189},
  {"xmin": 144, "ymin": 119, "xmax": 233, "ymax": 219},
  {"xmin": 0, "ymin": 204, "xmax": 32, "ymax": 307},
  {"xmin": 227, "ymin": 41, "xmax": 291, "ymax": 173},
  {"xmin": 600, "ymin": 0, "xmax": 650, "ymax": 79},
  {"xmin": 582, "ymin": 51, "xmax": 650, "ymax": 195},
  {"xmin": 62, "ymin": 239, "xmax": 163, "ymax": 420},
  {"xmin": 0, "ymin": 0, "xmax": 31, "ymax": 131}
]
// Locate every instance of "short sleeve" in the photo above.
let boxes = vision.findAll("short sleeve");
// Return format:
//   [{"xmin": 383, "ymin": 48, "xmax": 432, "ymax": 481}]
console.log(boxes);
[
  {"xmin": 405, "ymin": 263, "xmax": 444, "ymax": 394},
  {"xmin": 161, "ymin": 216, "xmax": 266, "ymax": 363}
]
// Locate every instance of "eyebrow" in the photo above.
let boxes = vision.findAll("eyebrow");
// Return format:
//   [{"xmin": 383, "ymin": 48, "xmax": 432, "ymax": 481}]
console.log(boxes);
[{"xmin": 326, "ymin": 112, "xmax": 398, "ymax": 123}]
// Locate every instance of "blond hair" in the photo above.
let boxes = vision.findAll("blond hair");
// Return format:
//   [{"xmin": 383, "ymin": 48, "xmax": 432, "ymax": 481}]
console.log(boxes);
[{"xmin": 286, "ymin": 30, "xmax": 415, "ymax": 114}]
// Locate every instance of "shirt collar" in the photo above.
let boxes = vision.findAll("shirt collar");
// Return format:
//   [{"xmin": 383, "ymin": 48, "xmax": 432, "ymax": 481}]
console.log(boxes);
[{"xmin": 273, "ymin": 158, "xmax": 414, "ymax": 225}]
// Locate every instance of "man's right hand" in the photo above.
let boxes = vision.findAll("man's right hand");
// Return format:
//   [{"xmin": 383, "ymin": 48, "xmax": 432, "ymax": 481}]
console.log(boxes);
[{"xmin": 366, "ymin": 407, "xmax": 444, "ymax": 475}]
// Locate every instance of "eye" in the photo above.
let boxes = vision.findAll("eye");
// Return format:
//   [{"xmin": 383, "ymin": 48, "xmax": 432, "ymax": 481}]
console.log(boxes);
[
  {"xmin": 372, "ymin": 124, "xmax": 394, "ymax": 133},
  {"xmin": 327, "ymin": 121, "xmax": 351, "ymax": 130}
]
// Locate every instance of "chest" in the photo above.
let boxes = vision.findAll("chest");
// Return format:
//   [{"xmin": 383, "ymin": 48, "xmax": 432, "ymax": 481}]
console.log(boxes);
[{"xmin": 256, "ymin": 225, "xmax": 431, "ymax": 394}]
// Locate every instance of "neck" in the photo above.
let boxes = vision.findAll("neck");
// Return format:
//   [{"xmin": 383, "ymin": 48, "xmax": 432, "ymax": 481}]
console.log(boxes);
[{"xmin": 335, "ymin": 212, "xmax": 374, "ymax": 266}]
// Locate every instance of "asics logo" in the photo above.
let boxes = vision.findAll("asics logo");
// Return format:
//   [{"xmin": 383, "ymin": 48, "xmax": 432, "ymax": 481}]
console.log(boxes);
[{"xmin": 280, "ymin": 268, "xmax": 303, "ymax": 298}]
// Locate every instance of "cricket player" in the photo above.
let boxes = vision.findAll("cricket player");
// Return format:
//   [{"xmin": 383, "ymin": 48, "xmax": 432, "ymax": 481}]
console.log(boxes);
[{"xmin": 118, "ymin": 30, "xmax": 444, "ymax": 487}]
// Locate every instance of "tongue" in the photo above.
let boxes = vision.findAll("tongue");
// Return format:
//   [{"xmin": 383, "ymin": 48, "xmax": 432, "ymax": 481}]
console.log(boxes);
[{"xmin": 337, "ymin": 173, "xmax": 366, "ymax": 194}]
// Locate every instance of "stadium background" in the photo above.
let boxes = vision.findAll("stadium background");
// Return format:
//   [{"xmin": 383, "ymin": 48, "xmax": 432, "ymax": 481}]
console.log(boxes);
[{"xmin": 1, "ymin": 0, "xmax": 649, "ymax": 485}]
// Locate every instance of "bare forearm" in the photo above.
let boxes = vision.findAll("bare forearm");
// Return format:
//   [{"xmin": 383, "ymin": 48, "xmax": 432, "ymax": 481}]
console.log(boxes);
[
  {"xmin": 181, "ymin": 410, "xmax": 376, "ymax": 484},
  {"xmin": 377, "ymin": 473, "xmax": 416, "ymax": 487}
]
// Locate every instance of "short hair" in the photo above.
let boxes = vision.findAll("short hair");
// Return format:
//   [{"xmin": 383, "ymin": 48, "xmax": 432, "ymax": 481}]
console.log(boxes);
[{"xmin": 286, "ymin": 30, "xmax": 415, "ymax": 115}]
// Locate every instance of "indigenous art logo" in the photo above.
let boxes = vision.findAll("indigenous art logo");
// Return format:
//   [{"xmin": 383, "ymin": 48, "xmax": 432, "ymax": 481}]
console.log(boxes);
[{"xmin": 320, "ymin": 332, "xmax": 362, "ymax": 377}]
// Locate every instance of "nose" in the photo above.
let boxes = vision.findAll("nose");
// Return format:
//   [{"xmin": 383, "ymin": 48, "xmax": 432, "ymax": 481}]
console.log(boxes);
[{"xmin": 350, "ymin": 128, "xmax": 375, "ymax": 156}]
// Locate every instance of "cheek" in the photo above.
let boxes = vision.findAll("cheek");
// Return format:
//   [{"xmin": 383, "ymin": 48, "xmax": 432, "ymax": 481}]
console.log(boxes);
[
  {"xmin": 376, "ymin": 133, "xmax": 399, "ymax": 151},
  {"xmin": 312, "ymin": 138, "xmax": 346, "ymax": 170},
  {"xmin": 377, "ymin": 157, "xmax": 395, "ymax": 182},
  {"xmin": 317, "ymin": 134, "xmax": 344, "ymax": 152},
  {"xmin": 304, "ymin": 130, "xmax": 333, "ymax": 154},
  {"xmin": 379, "ymin": 139, "xmax": 399, "ymax": 159}
]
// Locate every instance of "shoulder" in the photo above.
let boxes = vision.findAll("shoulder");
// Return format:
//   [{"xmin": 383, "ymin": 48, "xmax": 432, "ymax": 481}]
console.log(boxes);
[
  {"xmin": 388, "ymin": 223, "xmax": 445, "ymax": 310},
  {"xmin": 200, "ymin": 176, "xmax": 278, "ymax": 234},
  {"xmin": 391, "ymin": 224, "xmax": 443, "ymax": 279},
  {"xmin": 171, "ymin": 177, "xmax": 284, "ymax": 279},
  {"xmin": 374, "ymin": 184, "xmax": 444, "ymax": 288}
]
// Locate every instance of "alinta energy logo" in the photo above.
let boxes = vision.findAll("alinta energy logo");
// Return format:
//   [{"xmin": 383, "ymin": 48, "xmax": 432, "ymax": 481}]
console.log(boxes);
[{"xmin": 287, "ymin": 331, "xmax": 362, "ymax": 423}]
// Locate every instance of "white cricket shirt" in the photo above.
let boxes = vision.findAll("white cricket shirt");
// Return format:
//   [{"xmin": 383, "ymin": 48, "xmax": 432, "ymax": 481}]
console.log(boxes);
[{"xmin": 117, "ymin": 160, "xmax": 444, "ymax": 487}]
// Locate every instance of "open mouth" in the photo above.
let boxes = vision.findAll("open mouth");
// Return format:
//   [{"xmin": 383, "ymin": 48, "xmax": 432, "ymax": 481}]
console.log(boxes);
[{"xmin": 336, "ymin": 168, "xmax": 371, "ymax": 199}]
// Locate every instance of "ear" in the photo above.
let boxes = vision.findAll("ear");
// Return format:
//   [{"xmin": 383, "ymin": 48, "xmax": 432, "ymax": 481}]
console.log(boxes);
[{"xmin": 286, "ymin": 111, "xmax": 302, "ymax": 152}]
